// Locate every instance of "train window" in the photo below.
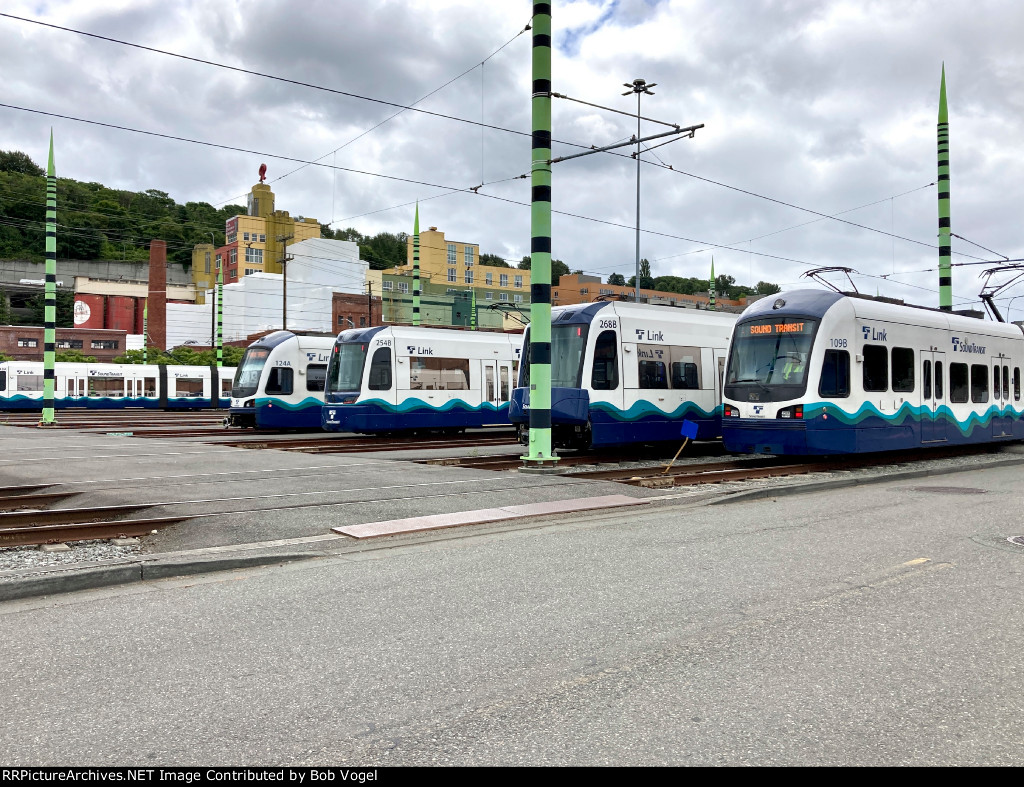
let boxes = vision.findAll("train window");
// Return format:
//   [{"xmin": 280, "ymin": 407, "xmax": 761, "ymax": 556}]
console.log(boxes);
[
  {"xmin": 638, "ymin": 360, "xmax": 668, "ymax": 389},
  {"xmin": 485, "ymin": 367, "xmax": 495, "ymax": 401},
  {"xmin": 970, "ymin": 364, "xmax": 988, "ymax": 403},
  {"xmin": 819, "ymin": 350, "xmax": 850, "ymax": 398},
  {"xmin": 221, "ymin": 378, "xmax": 232, "ymax": 396},
  {"xmin": 993, "ymin": 366, "xmax": 1001, "ymax": 400},
  {"xmin": 175, "ymin": 377, "xmax": 204, "ymax": 398},
  {"xmin": 306, "ymin": 364, "xmax": 328, "ymax": 393},
  {"xmin": 0, "ymin": 371, "xmax": 6, "ymax": 391},
  {"xmin": 949, "ymin": 363, "xmax": 968, "ymax": 403},
  {"xmin": 923, "ymin": 360, "xmax": 932, "ymax": 400},
  {"xmin": 935, "ymin": 361, "xmax": 943, "ymax": 400},
  {"xmin": 891, "ymin": 347, "xmax": 914, "ymax": 392},
  {"xmin": 500, "ymin": 366, "xmax": 510, "ymax": 400},
  {"xmin": 591, "ymin": 330, "xmax": 619, "ymax": 390},
  {"xmin": 89, "ymin": 376, "xmax": 124, "ymax": 397},
  {"xmin": 17, "ymin": 374, "xmax": 43, "ymax": 392},
  {"xmin": 1015, "ymin": 368, "xmax": 1021, "ymax": 401},
  {"xmin": 410, "ymin": 357, "xmax": 468, "ymax": 391},
  {"xmin": 670, "ymin": 346, "xmax": 701, "ymax": 390},
  {"xmin": 265, "ymin": 368, "xmax": 293, "ymax": 395},
  {"xmin": 551, "ymin": 325, "xmax": 588, "ymax": 389},
  {"xmin": 144, "ymin": 377, "xmax": 157, "ymax": 397},
  {"xmin": 862, "ymin": 345, "xmax": 888, "ymax": 391},
  {"xmin": 1003, "ymin": 366, "xmax": 1009, "ymax": 400},
  {"xmin": 367, "ymin": 349, "xmax": 392, "ymax": 391}
]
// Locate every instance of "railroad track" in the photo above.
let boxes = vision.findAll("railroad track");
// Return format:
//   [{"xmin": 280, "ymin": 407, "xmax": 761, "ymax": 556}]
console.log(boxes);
[
  {"xmin": 0, "ymin": 486, "xmax": 193, "ymax": 547},
  {"xmin": 207, "ymin": 430, "xmax": 518, "ymax": 453}
]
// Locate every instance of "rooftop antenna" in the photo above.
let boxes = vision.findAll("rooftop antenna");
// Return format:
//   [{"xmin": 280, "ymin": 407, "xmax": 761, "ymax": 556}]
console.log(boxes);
[
  {"xmin": 977, "ymin": 264, "xmax": 1024, "ymax": 322},
  {"xmin": 801, "ymin": 266, "xmax": 859, "ymax": 294}
]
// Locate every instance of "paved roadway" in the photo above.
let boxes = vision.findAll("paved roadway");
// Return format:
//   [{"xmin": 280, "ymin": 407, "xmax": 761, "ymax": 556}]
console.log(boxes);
[{"xmin": 2, "ymin": 461, "xmax": 1022, "ymax": 766}]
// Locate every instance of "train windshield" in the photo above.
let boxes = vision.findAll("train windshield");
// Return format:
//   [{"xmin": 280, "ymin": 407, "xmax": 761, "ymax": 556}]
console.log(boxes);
[
  {"xmin": 232, "ymin": 347, "xmax": 271, "ymax": 397},
  {"xmin": 327, "ymin": 342, "xmax": 369, "ymax": 393},
  {"xmin": 725, "ymin": 317, "xmax": 819, "ymax": 400},
  {"xmin": 520, "ymin": 324, "xmax": 589, "ymax": 389}
]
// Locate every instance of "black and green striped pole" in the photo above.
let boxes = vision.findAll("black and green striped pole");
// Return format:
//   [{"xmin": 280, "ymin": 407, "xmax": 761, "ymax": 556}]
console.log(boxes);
[
  {"xmin": 937, "ymin": 64, "xmax": 952, "ymax": 311},
  {"xmin": 142, "ymin": 300, "xmax": 148, "ymax": 364},
  {"xmin": 412, "ymin": 203, "xmax": 421, "ymax": 326},
  {"xmin": 40, "ymin": 130, "xmax": 57, "ymax": 426},
  {"xmin": 216, "ymin": 264, "xmax": 223, "ymax": 367},
  {"xmin": 523, "ymin": 2, "xmax": 557, "ymax": 468},
  {"xmin": 470, "ymin": 286, "xmax": 476, "ymax": 330},
  {"xmin": 708, "ymin": 258, "xmax": 716, "ymax": 311}
]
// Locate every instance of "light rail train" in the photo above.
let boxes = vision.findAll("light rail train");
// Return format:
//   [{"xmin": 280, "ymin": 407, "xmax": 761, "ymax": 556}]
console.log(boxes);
[
  {"xmin": 0, "ymin": 361, "xmax": 234, "ymax": 410},
  {"xmin": 227, "ymin": 331, "xmax": 336, "ymax": 428},
  {"xmin": 721, "ymin": 289, "xmax": 1024, "ymax": 454},
  {"xmin": 509, "ymin": 301, "xmax": 737, "ymax": 448},
  {"xmin": 322, "ymin": 326, "xmax": 522, "ymax": 433}
]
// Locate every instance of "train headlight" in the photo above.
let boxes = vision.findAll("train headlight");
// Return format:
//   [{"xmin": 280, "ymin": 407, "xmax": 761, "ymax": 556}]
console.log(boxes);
[
  {"xmin": 341, "ymin": 396, "xmax": 357, "ymax": 404},
  {"xmin": 723, "ymin": 404, "xmax": 740, "ymax": 418},
  {"xmin": 776, "ymin": 405, "xmax": 803, "ymax": 419},
  {"xmin": 243, "ymin": 399, "xmax": 254, "ymax": 408}
]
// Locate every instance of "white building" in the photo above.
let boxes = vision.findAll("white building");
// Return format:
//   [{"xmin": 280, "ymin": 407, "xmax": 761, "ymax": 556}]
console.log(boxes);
[{"xmin": 166, "ymin": 239, "xmax": 367, "ymax": 348}]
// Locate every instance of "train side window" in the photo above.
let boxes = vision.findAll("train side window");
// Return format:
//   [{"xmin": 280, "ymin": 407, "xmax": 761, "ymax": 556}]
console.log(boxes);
[
  {"xmin": 590, "ymin": 330, "xmax": 619, "ymax": 390},
  {"xmin": 1015, "ymin": 367, "xmax": 1021, "ymax": 401},
  {"xmin": 221, "ymin": 378, "xmax": 232, "ymax": 396},
  {"xmin": 891, "ymin": 347, "xmax": 914, "ymax": 392},
  {"xmin": 18, "ymin": 374, "xmax": 43, "ymax": 392},
  {"xmin": 638, "ymin": 360, "xmax": 668, "ymax": 389},
  {"xmin": 819, "ymin": 350, "xmax": 850, "ymax": 398},
  {"xmin": 306, "ymin": 364, "xmax": 328, "ymax": 393},
  {"xmin": 993, "ymin": 366, "xmax": 1001, "ymax": 400},
  {"xmin": 970, "ymin": 364, "xmax": 988, "ymax": 403},
  {"xmin": 367, "ymin": 348, "xmax": 392, "ymax": 391},
  {"xmin": 90, "ymin": 376, "xmax": 125, "ymax": 397},
  {"xmin": 935, "ymin": 362, "xmax": 943, "ymax": 399},
  {"xmin": 922, "ymin": 360, "xmax": 932, "ymax": 400},
  {"xmin": 670, "ymin": 346, "xmax": 701, "ymax": 390},
  {"xmin": 144, "ymin": 377, "xmax": 157, "ymax": 397},
  {"xmin": 265, "ymin": 368, "xmax": 293, "ymax": 395},
  {"xmin": 862, "ymin": 345, "xmax": 888, "ymax": 391},
  {"xmin": 0, "ymin": 370, "xmax": 6, "ymax": 391},
  {"xmin": 949, "ymin": 363, "xmax": 968, "ymax": 403},
  {"xmin": 1003, "ymin": 366, "xmax": 1009, "ymax": 400}
]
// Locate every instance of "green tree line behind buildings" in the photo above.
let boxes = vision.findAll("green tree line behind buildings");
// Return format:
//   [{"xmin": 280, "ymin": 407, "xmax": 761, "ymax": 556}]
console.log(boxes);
[{"xmin": 1, "ymin": 149, "xmax": 778, "ymax": 302}]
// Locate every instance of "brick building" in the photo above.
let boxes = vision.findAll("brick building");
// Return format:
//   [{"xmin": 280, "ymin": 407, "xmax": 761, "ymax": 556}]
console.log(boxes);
[
  {"xmin": 332, "ymin": 293, "xmax": 382, "ymax": 332},
  {"xmin": 0, "ymin": 327, "xmax": 128, "ymax": 362}
]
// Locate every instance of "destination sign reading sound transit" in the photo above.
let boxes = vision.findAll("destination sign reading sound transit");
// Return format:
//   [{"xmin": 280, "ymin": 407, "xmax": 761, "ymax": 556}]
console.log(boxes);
[{"xmin": 744, "ymin": 321, "xmax": 813, "ymax": 336}]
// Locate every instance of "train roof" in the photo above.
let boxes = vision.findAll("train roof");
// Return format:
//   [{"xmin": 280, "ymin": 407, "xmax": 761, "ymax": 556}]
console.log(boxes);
[
  {"xmin": 548, "ymin": 299, "xmax": 737, "ymax": 326},
  {"xmin": 334, "ymin": 325, "xmax": 520, "ymax": 346},
  {"xmin": 740, "ymin": 289, "xmax": 1024, "ymax": 338}
]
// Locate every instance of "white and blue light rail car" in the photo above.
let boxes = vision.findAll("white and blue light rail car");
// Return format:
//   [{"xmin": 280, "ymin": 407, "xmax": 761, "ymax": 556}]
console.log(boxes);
[
  {"xmin": 721, "ymin": 289, "xmax": 1024, "ymax": 454},
  {"xmin": 0, "ymin": 361, "xmax": 234, "ymax": 410},
  {"xmin": 509, "ymin": 301, "xmax": 737, "ymax": 448},
  {"xmin": 227, "ymin": 331, "xmax": 336, "ymax": 428},
  {"xmin": 322, "ymin": 326, "xmax": 522, "ymax": 433}
]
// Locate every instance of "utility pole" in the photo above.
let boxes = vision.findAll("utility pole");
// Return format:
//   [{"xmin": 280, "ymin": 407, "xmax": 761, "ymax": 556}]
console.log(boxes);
[
  {"xmin": 367, "ymin": 281, "xmax": 373, "ymax": 327},
  {"xmin": 623, "ymin": 78, "xmax": 655, "ymax": 302},
  {"xmin": 278, "ymin": 233, "xmax": 294, "ymax": 330}
]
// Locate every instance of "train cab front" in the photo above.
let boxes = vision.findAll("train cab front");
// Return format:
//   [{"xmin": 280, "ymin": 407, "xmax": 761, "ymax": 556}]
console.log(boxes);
[
  {"xmin": 227, "ymin": 344, "xmax": 270, "ymax": 428},
  {"xmin": 721, "ymin": 312, "xmax": 822, "ymax": 455},
  {"xmin": 322, "ymin": 328, "xmax": 385, "ymax": 432},
  {"xmin": 510, "ymin": 319, "xmax": 594, "ymax": 449}
]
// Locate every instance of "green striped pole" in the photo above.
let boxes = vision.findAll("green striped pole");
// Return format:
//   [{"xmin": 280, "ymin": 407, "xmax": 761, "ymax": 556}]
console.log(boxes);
[
  {"xmin": 142, "ymin": 300, "xmax": 148, "ymax": 364},
  {"xmin": 523, "ymin": 2, "xmax": 557, "ymax": 468},
  {"xmin": 937, "ymin": 64, "xmax": 952, "ymax": 311},
  {"xmin": 216, "ymin": 264, "xmax": 223, "ymax": 367},
  {"xmin": 708, "ymin": 258, "xmax": 716, "ymax": 311},
  {"xmin": 412, "ymin": 203, "xmax": 421, "ymax": 326},
  {"xmin": 40, "ymin": 130, "xmax": 57, "ymax": 426},
  {"xmin": 470, "ymin": 286, "xmax": 476, "ymax": 330}
]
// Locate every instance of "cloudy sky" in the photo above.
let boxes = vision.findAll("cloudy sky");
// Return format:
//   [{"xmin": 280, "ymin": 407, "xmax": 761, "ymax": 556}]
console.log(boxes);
[{"xmin": 2, "ymin": 0, "xmax": 1022, "ymax": 313}]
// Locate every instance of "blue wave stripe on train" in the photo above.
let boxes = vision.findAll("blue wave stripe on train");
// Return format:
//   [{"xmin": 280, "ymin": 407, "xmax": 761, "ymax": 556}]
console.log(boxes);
[
  {"xmin": 323, "ymin": 397, "xmax": 511, "ymax": 432},
  {"xmin": 0, "ymin": 394, "xmax": 227, "ymax": 410},
  {"xmin": 252, "ymin": 396, "xmax": 325, "ymax": 428}
]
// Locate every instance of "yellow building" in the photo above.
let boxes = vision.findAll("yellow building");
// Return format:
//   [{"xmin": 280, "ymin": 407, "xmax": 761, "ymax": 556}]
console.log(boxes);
[
  {"xmin": 395, "ymin": 226, "xmax": 530, "ymax": 303},
  {"xmin": 191, "ymin": 183, "xmax": 321, "ymax": 301}
]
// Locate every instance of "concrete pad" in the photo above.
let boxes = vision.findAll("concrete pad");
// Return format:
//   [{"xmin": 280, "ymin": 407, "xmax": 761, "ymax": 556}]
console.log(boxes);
[
  {"xmin": 39, "ymin": 543, "xmax": 71, "ymax": 553},
  {"xmin": 335, "ymin": 494, "xmax": 647, "ymax": 539}
]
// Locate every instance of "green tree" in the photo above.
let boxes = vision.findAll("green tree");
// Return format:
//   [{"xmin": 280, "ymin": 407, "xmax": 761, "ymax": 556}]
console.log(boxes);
[
  {"xmin": 756, "ymin": 281, "xmax": 781, "ymax": 295},
  {"xmin": 607, "ymin": 272, "xmax": 625, "ymax": 286},
  {"xmin": 361, "ymin": 231, "xmax": 408, "ymax": 270},
  {"xmin": 27, "ymin": 290, "xmax": 75, "ymax": 327},
  {"xmin": 479, "ymin": 253, "xmax": 510, "ymax": 268},
  {"xmin": 55, "ymin": 349, "xmax": 97, "ymax": 362},
  {"xmin": 517, "ymin": 256, "xmax": 570, "ymax": 284},
  {"xmin": 0, "ymin": 150, "xmax": 44, "ymax": 176}
]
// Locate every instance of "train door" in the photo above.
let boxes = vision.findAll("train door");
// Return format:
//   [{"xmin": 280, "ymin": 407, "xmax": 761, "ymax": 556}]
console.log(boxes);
[
  {"xmin": 714, "ymin": 350, "xmax": 727, "ymax": 406},
  {"xmin": 67, "ymin": 373, "xmax": 86, "ymax": 404},
  {"xmin": 991, "ymin": 356, "xmax": 1012, "ymax": 437},
  {"xmin": 920, "ymin": 351, "xmax": 946, "ymax": 443},
  {"xmin": 481, "ymin": 360, "xmax": 514, "ymax": 412}
]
